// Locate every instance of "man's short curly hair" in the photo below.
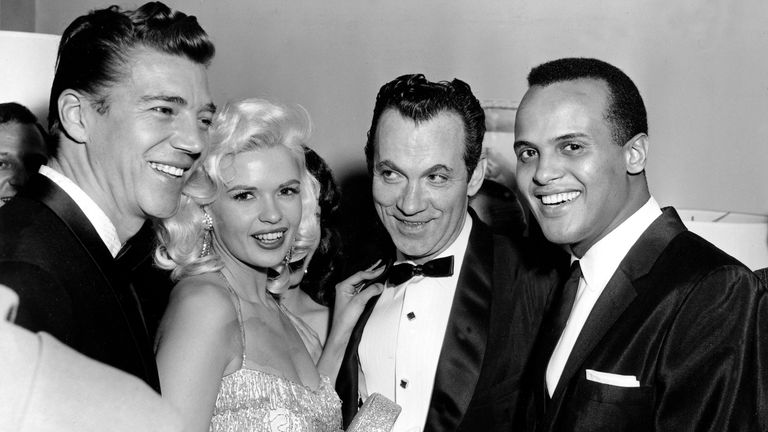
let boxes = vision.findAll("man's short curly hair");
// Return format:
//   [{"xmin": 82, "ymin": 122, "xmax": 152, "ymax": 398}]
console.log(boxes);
[
  {"xmin": 364, "ymin": 74, "xmax": 485, "ymax": 180},
  {"xmin": 527, "ymin": 57, "xmax": 647, "ymax": 146}
]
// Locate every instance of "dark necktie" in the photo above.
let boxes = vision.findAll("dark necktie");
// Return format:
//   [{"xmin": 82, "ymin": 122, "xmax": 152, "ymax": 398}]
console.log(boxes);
[
  {"xmin": 548, "ymin": 260, "xmax": 582, "ymax": 355},
  {"xmin": 386, "ymin": 256, "xmax": 454, "ymax": 286}
]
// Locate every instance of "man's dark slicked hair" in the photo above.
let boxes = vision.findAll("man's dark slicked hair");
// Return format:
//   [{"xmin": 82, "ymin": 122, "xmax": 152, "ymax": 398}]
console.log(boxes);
[
  {"xmin": 48, "ymin": 1, "xmax": 215, "ymax": 138},
  {"xmin": 527, "ymin": 58, "xmax": 647, "ymax": 146},
  {"xmin": 0, "ymin": 102, "xmax": 39, "ymax": 126},
  {"xmin": 0, "ymin": 102, "xmax": 50, "ymax": 152},
  {"xmin": 364, "ymin": 73, "xmax": 485, "ymax": 180}
]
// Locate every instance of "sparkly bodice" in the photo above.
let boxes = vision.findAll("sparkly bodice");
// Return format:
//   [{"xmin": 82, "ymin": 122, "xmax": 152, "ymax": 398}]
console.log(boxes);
[
  {"xmin": 209, "ymin": 273, "xmax": 342, "ymax": 432},
  {"xmin": 210, "ymin": 368, "xmax": 342, "ymax": 432}
]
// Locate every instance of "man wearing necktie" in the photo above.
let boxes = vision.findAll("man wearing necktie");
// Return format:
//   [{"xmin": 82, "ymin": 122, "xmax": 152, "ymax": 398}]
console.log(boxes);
[
  {"xmin": 336, "ymin": 74, "xmax": 563, "ymax": 432},
  {"xmin": 514, "ymin": 58, "xmax": 767, "ymax": 431}
]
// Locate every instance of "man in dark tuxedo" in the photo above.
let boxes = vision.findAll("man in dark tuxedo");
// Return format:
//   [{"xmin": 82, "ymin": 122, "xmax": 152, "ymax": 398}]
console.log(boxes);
[
  {"xmin": 0, "ymin": 2, "xmax": 216, "ymax": 392},
  {"xmin": 336, "ymin": 74, "xmax": 562, "ymax": 432},
  {"xmin": 513, "ymin": 57, "xmax": 767, "ymax": 431}
]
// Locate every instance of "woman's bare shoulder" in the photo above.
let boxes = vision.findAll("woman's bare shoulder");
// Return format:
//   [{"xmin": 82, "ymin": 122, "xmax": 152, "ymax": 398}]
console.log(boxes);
[{"xmin": 162, "ymin": 273, "xmax": 238, "ymax": 333}]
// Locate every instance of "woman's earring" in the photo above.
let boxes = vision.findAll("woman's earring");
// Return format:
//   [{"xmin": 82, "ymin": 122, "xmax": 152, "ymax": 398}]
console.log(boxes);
[
  {"xmin": 267, "ymin": 247, "xmax": 294, "ymax": 296},
  {"xmin": 199, "ymin": 211, "xmax": 214, "ymax": 258}
]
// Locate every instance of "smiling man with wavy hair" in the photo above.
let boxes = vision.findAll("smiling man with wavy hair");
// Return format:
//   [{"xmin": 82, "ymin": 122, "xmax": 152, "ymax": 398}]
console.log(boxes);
[{"xmin": 0, "ymin": 1, "xmax": 216, "ymax": 392}]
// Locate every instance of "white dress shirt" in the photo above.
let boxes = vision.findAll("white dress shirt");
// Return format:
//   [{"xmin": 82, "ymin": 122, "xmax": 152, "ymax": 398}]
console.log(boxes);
[
  {"xmin": 39, "ymin": 165, "xmax": 121, "ymax": 257},
  {"xmin": 359, "ymin": 215, "xmax": 472, "ymax": 432},
  {"xmin": 546, "ymin": 197, "xmax": 662, "ymax": 395}
]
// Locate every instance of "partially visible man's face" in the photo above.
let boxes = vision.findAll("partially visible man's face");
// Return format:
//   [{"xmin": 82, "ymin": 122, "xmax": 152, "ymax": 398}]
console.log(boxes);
[
  {"xmin": 514, "ymin": 78, "xmax": 638, "ymax": 257},
  {"xmin": 371, "ymin": 109, "xmax": 484, "ymax": 264},
  {"xmin": 83, "ymin": 47, "xmax": 214, "ymax": 221},
  {"xmin": 0, "ymin": 121, "xmax": 46, "ymax": 206}
]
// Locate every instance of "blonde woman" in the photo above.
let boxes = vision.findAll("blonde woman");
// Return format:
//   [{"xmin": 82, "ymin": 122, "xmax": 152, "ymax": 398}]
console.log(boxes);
[{"xmin": 154, "ymin": 99, "xmax": 383, "ymax": 432}]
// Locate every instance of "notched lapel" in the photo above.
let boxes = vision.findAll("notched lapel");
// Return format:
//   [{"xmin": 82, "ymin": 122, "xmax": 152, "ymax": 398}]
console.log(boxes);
[
  {"xmin": 20, "ymin": 174, "xmax": 156, "ymax": 383},
  {"xmin": 552, "ymin": 270, "xmax": 637, "ymax": 403},
  {"xmin": 549, "ymin": 208, "xmax": 686, "ymax": 406},
  {"xmin": 22, "ymin": 174, "xmax": 116, "ymax": 280},
  {"xmin": 425, "ymin": 216, "xmax": 493, "ymax": 432}
]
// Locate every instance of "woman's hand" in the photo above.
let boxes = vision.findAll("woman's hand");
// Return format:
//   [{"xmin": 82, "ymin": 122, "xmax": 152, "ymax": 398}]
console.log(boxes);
[
  {"xmin": 332, "ymin": 260, "xmax": 386, "ymax": 333},
  {"xmin": 317, "ymin": 261, "xmax": 386, "ymax": 380}
]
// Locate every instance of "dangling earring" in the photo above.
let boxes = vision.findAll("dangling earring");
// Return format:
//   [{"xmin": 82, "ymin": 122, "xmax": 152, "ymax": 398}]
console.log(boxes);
[
  {"xmin": 266, "ymin": 247, "xmax": 294, "ymax": 296},
  {"xmin": 199, "ymin": 210, "xmax": 214, "ymax": 258},
  {"xmin": 283, "ymin": 246, "xmax": 294, "ymax": 265}
]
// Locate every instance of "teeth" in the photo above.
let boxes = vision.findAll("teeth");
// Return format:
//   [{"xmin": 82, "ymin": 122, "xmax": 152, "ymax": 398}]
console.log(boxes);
[
  {"xmin": 541, "ymin": 191, "xmax": 580, "ymax": 205},
  {"xmin": 149, "ymin": 162, "xmax": 184, "ymax": 177},
  {"xmin": 254, "ymin": 231, "xmax": 284, "ymax": 242},
  {"xmin": 401, "ymin": 220, "xmax": 426, "ymax": 226}
]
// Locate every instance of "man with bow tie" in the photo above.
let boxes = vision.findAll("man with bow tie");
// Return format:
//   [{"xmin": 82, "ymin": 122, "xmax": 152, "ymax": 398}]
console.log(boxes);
[{"xmin": 336, "ymin": 74, "xmax": 564, "ymax": 432}]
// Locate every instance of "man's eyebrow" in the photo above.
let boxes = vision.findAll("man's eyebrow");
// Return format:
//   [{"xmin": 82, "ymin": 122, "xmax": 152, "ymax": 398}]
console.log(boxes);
[
  {"xmin": 140, "ymin": 96, "xmax": 216, "ymax": 114},
  {"xmin": 555, "ymin": 132, "xmax": 590, "ymax": 141},
  {"xmin": 140, "ymin": 95, "xmax": 187, "ymax": 105},
  {"xmin": 375, "ymin": 160, "xmax": 399, "ymax": 171},
  {"xmin": 514, "ymin": 133, "xmax": 591, "ymax": 150},
  {"xmin": 513, "ymin": 140, "xmax": 532, "ymax": 151},
  {"xmin": 375, "ymin": 160, "xmax": 456, "ymax": 176},
  {"xmin": 425, "ymin": 164, "xmax": 453, "ymax": 174}
]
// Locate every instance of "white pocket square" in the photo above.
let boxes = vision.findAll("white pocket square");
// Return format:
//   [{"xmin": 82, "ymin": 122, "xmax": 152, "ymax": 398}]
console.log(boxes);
[{"xmin": 585, "ymin": 369, "xmax": 640, "ymax": 388}]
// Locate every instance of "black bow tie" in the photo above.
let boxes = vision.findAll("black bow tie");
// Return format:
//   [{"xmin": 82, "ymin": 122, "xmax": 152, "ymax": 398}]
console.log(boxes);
[{"xmin": 386, "ymin": 256, "xmax": 454, "ymax": 286}]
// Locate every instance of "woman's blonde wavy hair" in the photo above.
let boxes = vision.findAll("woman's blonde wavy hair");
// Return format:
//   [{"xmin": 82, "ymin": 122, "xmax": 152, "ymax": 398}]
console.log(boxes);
[{"xmin": 154, "ymin": 98, "xmax": 311, "ymax": 281}]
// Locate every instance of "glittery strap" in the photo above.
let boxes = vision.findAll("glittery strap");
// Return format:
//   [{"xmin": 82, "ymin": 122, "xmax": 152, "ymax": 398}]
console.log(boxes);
[{"xmin": 218, "ymin": 272, "xmax": 248, "ymax": 366}]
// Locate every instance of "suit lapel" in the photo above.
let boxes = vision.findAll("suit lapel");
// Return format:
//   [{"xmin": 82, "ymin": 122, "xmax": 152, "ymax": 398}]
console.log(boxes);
[
  {"xmin": 551, "ymin": 271, "xmax": 637, "ymax": 401},
  {"xmin": 21, "ymin": 174, "xmax": 115, "ymax": 272},
  {"xmin": 425, "ymin": 214, "xmax": 493, "ymax": 432},
  {"xmin": 547, "ymin": 208, "xmax": 687, "ymax": 420},
  {"xmin": 19, "ymin": 174, "xmax": 157, "ymax": 386}
]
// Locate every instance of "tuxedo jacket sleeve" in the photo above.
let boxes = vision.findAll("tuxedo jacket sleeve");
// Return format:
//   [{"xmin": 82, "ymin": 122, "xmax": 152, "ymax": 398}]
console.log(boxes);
[
  {"xmin": 529, "ymin": 208, "xmax": 768, "ymax": 432},
  {"xmin": 0, "ymin": 174, "xmax": 160, "ymax": 392},
  {"xmin": 336, "ymin": 212, "xmax": 563, "ymax": 431}
]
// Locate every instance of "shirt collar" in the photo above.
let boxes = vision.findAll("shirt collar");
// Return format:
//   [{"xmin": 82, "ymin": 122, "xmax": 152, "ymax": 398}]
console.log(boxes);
[
  {"xmin": 577, "ymin": 197, "xmax": 662, "ymax": 291},
  {"xmin": 39, "ymin": 165, "xmax": 122, "ymax": 257}
]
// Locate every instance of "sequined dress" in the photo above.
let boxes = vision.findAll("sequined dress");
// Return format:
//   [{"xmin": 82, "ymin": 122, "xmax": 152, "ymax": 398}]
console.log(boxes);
[{"xmin": 209, "ymin": 278, "xmax": 343, "ymax": 432}]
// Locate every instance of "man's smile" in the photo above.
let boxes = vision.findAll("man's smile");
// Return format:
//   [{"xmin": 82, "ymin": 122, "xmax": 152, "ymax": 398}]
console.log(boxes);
[
  {"xmin": 539, "ymin": 191, "xmax": 581, "ymax": 206},
  {"xmin": 149, "ymin": 161, "xmax": 187, "ymax": 178}
]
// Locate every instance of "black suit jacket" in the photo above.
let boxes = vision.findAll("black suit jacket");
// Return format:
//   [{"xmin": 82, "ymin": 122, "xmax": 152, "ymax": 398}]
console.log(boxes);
[
  {"xmin": 337, "ymin": 212, "xmax": 563, "ymax": 431},
  {"xmin": 0, "ymin": 174, "xmax": 160, "ymax": 391},
  {"xmin": 523, "ymin": 207, "xmax": 768, "ymax": 432}
]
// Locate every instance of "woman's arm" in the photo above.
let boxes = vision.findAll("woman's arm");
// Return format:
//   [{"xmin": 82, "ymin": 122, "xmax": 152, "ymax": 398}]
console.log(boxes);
[
  {"xmin": 317, "ymin": 263, "xmax": 385, "ymax": 382},
  {"xmin": 155, "ymin": 279, "xmax": 237, "ymax": 432}
]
